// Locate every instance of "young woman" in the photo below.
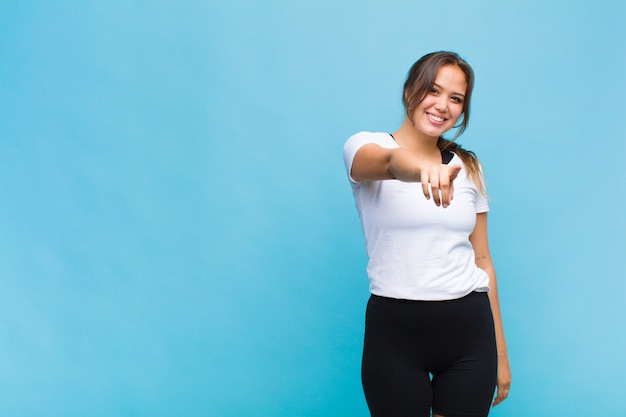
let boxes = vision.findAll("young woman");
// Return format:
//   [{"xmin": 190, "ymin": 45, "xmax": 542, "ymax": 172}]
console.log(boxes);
[{"xmin": 343, "ymin": 51, "xmax": 511, "ymax": 417}]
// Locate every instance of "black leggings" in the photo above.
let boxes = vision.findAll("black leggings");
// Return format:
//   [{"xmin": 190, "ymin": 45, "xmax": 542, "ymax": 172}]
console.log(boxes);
[{"xmin": 361, "ymin": 292, "xmax": 497, "ymax": 417}]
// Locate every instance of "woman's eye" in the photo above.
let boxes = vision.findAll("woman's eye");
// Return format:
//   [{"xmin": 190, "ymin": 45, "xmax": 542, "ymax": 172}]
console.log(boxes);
[
  {"xmin": 430, "ymin": 88, "xmax": 438, "ymax": 94},
  {"xmin": 451, "ymin": 96, "xmax": 463, "ymax": 103}
]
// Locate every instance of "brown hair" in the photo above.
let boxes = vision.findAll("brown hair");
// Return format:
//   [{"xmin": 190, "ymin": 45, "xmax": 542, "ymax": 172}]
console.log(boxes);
[{"xmin": 403, "ymin": 51, "xmax": 486, "ymax": 196}]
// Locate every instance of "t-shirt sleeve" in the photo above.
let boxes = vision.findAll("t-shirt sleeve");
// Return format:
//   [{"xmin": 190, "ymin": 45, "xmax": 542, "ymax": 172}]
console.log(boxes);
[
  {"xmin": 475, "ymin": 164, "xmax": 490, "ymax": 213},
  {"xmin": 343, "ymin": 132, "xmax": 389, "ymax": 183}
]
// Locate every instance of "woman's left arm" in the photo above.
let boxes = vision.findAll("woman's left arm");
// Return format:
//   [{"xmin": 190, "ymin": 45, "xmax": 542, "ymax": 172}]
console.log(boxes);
[{"xmin": 469, "ymin": 212, "xmax": 511, "ymax": 407}]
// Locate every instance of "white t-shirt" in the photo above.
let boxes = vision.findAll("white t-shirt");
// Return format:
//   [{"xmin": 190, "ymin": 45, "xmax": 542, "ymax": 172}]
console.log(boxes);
[{"xmin": 343, "ymin": 131, "xmax": 490, "ymax": 301}]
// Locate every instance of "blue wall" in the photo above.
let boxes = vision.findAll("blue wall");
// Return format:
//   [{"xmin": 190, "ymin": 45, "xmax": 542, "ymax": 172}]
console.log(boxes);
[{"xmin": 1, "ymin": 1, "xmax": 625, "ymax": 416}]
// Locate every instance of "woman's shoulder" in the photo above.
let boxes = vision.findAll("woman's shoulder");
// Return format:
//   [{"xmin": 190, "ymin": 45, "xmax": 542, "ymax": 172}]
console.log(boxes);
[{"xmin": 345, "ymin": 131, "xmax": 397, "ymax": 149}]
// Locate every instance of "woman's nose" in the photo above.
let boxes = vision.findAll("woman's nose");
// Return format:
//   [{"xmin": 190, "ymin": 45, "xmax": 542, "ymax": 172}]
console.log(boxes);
[{"xmin": 434, "ymin": 97, "xmax": 448, "ymax": 113}]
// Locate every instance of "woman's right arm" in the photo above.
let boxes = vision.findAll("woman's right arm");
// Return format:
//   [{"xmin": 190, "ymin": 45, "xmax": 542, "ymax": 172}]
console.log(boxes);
[{"xmin": 350, "ymin": 143, "xmax": 462, "ymax": 207}]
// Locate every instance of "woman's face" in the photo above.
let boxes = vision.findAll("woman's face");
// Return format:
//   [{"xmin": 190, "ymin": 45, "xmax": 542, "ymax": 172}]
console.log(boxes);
[{"xmin": 411, "ymin": 65, "xmax": 467, "ymax": 139}]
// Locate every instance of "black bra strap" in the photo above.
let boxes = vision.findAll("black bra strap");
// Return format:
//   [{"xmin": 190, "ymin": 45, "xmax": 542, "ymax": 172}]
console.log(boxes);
[{"xmin": 441, "ymin": 150, "xmax": 454, "ymax": 164}]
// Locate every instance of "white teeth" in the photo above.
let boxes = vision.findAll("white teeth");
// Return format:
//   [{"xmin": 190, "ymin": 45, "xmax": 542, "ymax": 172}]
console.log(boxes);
[{"xmin": 428, "ymin": 113, "xmax": 444, "ymax": 122}]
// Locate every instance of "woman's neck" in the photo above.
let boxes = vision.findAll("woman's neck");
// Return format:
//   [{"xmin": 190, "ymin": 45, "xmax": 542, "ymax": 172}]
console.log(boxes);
[{"xmin": 391, "ymin": 118, "xmax": 441, "ymax": 159}]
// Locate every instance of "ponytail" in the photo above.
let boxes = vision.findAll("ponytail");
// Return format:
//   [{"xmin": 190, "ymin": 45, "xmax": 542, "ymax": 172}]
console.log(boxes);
[{"xmin": 437, "ymin": 137, "xmax": 487, "ymax": 197}]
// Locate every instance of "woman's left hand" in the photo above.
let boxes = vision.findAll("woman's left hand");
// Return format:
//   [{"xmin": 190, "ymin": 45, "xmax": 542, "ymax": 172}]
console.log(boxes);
[{"xmin": 492, "ymin": 356, "xmax": 511, "ymax": 407}]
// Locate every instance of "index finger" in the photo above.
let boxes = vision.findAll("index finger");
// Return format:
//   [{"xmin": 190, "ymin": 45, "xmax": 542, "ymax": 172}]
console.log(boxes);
[{"xmin": 440, "ymin": 165, "xmax": 461, "ymax": 208}]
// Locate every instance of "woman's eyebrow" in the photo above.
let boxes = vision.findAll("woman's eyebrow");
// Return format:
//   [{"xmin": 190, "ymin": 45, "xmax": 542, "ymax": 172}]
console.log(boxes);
[{"xmin": 433, "ymin": 82, "xmax": 466, "ymax": 97}]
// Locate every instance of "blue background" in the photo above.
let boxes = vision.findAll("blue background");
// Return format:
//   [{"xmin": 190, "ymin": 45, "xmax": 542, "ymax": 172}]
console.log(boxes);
[{"xmin": 1, "ymin": 1, "xmax": 625, "ymax": 416}]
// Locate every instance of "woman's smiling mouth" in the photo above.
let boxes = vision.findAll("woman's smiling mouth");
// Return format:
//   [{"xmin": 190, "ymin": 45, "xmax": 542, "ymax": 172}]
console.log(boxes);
[{"xmin": 427, "ymin": 112, "xmax": 446, "ymax": 123}]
